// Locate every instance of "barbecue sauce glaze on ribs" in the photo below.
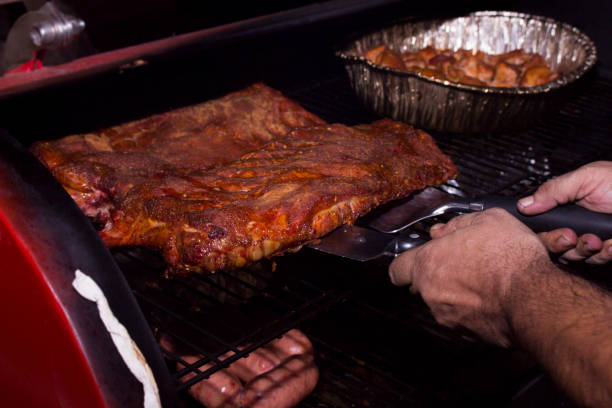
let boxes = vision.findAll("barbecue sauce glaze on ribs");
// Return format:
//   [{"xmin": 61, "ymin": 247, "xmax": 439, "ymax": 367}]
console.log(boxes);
[
  {"xmin": 30, "ymin": 83, "xmax": 326, "ymax": 225},
  {"xmin": 30, "ymin": 84, "xmax": 457, "ymax": 274}
]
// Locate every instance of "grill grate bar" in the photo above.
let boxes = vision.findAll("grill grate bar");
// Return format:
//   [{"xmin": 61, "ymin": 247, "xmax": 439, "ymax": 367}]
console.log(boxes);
[
  {"xmin": 114, "ymin": 249, "xmax": 224, "ymax": 310},
  {"xmin": 145, "ymin": 286, "xmax": 330, "ymax": 385},
  {"xmin": 302, "ymin": 339, "xmax": 417, "ymax": 407},
  {"xmin": 174, "ymin": 274, "xmax": 259, "ymax": 303},
  {"xmin": 165, "ymin": 277, "xmax": 229, "ymax": 306},
  {"xmin": 287, "ymin": 78, "xmax": 380, "ymax": 124},
  {"xmin": 175, "ymin": 288, "xmax": 354, "ymax": 390},
  {"xmin": 115, "ymin": 253, "xmax": 358, "ymax": 389},
  {"xmin": 132, "ymin": 290, "xmax": 242, "ymax": 355},
  {"xmin": 239, "ymin": 268, "xmax": 313, "ymax": 303},
  {"xmin": 439, "ymin": 133, "xmax": 552, "ymax": 172},
  {"xmin": 308, "ymin": 334, "xmax": 418, "ymax": 395},
  {"xmin": 115, "ymin": 246, "xmax": 357, "ymax": 388}
]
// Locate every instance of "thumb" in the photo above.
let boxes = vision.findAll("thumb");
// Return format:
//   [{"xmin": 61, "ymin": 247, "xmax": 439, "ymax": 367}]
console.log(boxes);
[{"xmin": 518, "ymin": 173, "xmax": 579, "ymax": 215}]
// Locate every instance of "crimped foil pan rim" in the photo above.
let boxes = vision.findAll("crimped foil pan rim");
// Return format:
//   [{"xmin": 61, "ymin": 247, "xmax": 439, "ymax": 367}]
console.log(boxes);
[{"xmin": 335, "ymin": 10, "xmax": 598, "ymax": 96}]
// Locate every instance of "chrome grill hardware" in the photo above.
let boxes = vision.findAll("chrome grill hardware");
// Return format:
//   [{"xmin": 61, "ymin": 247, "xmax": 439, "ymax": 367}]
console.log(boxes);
[
  {"xmin": 29, "ymin": 2, "xmax": 85, "ymax": 50},
  {"xmin": 1, "ymin": 1, "xmax": 85, "ymax": 73}
]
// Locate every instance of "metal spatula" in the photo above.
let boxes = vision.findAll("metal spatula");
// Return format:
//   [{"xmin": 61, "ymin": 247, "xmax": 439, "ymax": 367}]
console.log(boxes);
[
  {"xmin": 308, "ymin": 225, "xmax": 429, "ymax": 261},
  {"xmin": 367, "ymin": 187, "xmax": 612, "ymax": 239}
]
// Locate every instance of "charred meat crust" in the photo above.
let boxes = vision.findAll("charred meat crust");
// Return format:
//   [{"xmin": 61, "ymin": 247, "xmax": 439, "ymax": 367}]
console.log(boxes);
[{"xmin": 30, "ymin": 84, "xmax": 457, "ymax": 274}]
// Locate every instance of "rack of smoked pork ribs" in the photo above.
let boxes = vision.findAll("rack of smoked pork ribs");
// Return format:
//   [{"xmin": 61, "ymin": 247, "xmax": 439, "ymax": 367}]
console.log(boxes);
[{"xmin": 29, "ymin": 82, "xmax": 457, "ymax": 276}]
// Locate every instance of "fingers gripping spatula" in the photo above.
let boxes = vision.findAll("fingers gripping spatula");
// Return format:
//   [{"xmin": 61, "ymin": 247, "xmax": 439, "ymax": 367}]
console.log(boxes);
[{"xmin": 366, "ymin": 187, "xmax": 612, "ymax": 238}]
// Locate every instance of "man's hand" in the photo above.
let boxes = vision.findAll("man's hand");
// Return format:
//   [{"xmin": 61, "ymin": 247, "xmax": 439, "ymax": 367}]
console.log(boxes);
[
  {"xmin": 389, "ymin": 165, "xmax": 612, "ymax": 407},
  {"xmin": 163, "ymin": 329, "xmax": 318, "ymax": 408},
  {"xmin": 388, "ymin": 208, "xmax": 553, "ymax": 348},
  {"xmin": 518, "ymin": 161, "xmax": 612, "ymax": 264}
]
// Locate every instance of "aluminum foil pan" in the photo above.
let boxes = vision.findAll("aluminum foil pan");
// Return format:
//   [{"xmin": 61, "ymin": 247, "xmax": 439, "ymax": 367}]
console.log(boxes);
[{"xmin": 335, "ymin": 11, "xmax": 597, "ymax": 133}]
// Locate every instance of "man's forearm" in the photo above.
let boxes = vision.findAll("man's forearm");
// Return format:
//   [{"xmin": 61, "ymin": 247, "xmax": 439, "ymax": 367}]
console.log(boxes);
[{"xmin": 508, "ymin": 259, "xmax": 612, "ymax": 407}]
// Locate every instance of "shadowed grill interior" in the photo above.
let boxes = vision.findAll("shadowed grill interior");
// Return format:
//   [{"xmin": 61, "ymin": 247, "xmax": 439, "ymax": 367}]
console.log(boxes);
[{"xmin": 110, "ymin": 73, "xmax": 612, "ymax": 407}]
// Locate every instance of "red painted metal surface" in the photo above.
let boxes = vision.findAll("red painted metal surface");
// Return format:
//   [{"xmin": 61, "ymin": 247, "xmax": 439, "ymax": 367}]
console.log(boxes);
[
  {"xmin": 0, "ymin": 211, "xmax": 106, "ymax": 408},
  {"xmin": 0, "ymin": 128, "xmax": 181, "ymax": 407},
  {"xmin": 4, "ymin": 52, "xmax": 44, "ymax": 75}
]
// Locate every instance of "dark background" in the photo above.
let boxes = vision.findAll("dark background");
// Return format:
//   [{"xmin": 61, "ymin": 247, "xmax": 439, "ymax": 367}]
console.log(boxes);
[
  {"xmin": 1, "ymin": 0, "xmax": 611, "ymax": 76},
  {"xmin": 0, "ymin": 0, "xmax": 610, "ymax": 143}
]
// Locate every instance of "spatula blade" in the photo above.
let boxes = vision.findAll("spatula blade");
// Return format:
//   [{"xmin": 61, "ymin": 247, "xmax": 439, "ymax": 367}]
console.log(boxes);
[
  {"xmin": 308, "ymin": 225, "xmax": 428, "ymax": 261},
  {"xmin": 368, "ymin": 187, "xmax": 454, "ymax": 233},
  {"xmin": 308, "ymin": 225, "xmax": 395, "ymax": 261}
]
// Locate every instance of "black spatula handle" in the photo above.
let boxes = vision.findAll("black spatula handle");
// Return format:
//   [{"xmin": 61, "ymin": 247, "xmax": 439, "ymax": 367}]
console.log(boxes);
[{"xmin": 478, "ymin": 196, "xmax": 612, "ymax": 239}]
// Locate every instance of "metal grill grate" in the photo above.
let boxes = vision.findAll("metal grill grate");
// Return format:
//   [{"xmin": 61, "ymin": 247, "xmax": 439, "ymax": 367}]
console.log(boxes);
[
  {"xmin": 113, "ymin": 73, "xmax": 612, "ymax": 406},
  {"xmin": 115, "ymin": 247, "xmax": 357, "ymax": 391}
]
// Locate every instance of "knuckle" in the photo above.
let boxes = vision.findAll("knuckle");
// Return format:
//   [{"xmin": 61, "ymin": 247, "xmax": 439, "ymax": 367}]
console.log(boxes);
[
  {"xmin": 534, "ymin": 178, "xmax": 555, "ymax": 197},
  {"xmin": 257, "ymin": 357, "xmax": 276, "ymax": 373},
  {"xmin": 447, "ymin": 212, "xmax": 477, "ymax": 229},
  {"xmin": 283, "ymin": 330, "xmax": 313, "ymax": 354},
  {"xmin": 485, "ymin": 207, "xmax": 507, "ymax": 217},
  {"xmin": 429, "ymin": 305, "xmax": 458, "ymax": 328}
]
